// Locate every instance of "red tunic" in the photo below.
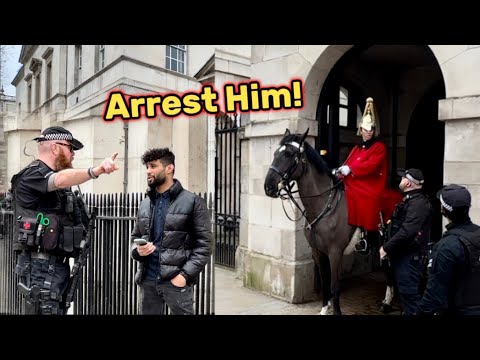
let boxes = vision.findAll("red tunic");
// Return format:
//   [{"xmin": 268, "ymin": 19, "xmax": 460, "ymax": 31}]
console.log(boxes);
[{"xmin": 343, "ymin": 140, "xmax": 401, "ymax": 231}]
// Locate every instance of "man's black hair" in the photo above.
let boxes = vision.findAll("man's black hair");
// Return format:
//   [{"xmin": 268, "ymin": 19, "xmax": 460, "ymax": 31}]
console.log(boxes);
[{"xmin": 141, "ymin": 148, "xmax": 175, "ymax": 167}]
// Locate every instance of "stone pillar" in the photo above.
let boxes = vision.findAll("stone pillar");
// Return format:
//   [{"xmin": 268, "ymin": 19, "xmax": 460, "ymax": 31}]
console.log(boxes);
[
  {"xmin": 236, "ymin": 118, "xmax": 319, "ymax": 303},
  {"xmin": 439, "ymin": 96, "xmax": 480, "ymax": 223}
]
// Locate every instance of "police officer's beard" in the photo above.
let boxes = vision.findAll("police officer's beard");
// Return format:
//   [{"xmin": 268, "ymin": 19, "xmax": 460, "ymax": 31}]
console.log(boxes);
[
  {"xmin": 55, "ymin": 151, "xmax": 73, "ymax": 170},
  {"xmin": 148, "ymin": 171, "xmax": 166, "ymax": 189}
]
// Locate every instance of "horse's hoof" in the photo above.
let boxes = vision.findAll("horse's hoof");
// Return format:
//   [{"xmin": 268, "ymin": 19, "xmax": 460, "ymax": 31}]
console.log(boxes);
[{"xmin": 380, "ymin": 303, "xmax": 393, "ymax": 314}]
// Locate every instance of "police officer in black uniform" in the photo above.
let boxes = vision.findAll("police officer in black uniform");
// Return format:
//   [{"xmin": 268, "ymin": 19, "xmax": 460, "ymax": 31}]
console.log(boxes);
[
  {"xmin": 418, "ymin": 184, "xmax": 480, "ymax": 315},
  {"xmin": 11, "ymin": 126, "xmax": 119, "ymax": 315},
  {"xmin": 379, "ymin": 168, "xmax": 432, "ymax": 315}
]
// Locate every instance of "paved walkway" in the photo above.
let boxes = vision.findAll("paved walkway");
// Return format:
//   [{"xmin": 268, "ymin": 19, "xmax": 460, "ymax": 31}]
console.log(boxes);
[{"xmin": 214, "ymin": 265, "xmax": 401, "ymax": 315}]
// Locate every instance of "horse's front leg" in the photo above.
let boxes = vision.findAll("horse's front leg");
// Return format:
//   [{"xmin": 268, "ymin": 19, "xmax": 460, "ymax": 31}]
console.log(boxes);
[
  {"xmin": 329, "ymin": 250, "xmax": 343, "ymax": 315},
  {"xmin": 316, "ymin": 251, "xmax": 331, "ymax": 315}
]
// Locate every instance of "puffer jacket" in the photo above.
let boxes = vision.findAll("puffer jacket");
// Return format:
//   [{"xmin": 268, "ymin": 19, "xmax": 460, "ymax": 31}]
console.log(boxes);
[{"xmin": 130, "ymin": 179, "xmax": 212, "ymax": 285}]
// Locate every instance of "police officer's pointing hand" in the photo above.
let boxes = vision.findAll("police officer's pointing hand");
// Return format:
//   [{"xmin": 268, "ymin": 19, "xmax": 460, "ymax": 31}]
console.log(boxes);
[{"xmin": 98, "ymin": 152, "xmax": 120, "ymax": 175}]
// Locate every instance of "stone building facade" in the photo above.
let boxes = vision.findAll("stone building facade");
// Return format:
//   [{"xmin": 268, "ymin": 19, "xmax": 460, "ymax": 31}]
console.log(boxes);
[
  {"xmin": 8, "ymin": 45, "xmax": 251, "ymax": 196},
  {"xmin": 7, "ymin": 45, "xmax": 480, "ymax": 304},
  {"xmin": 0, "ymin": 90, "xmax": 15, "ymax": 192}
]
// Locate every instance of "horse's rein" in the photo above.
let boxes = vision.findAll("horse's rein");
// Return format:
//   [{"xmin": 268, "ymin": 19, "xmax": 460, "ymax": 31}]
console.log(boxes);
[
  {"xmin": 271, "ymin": 141, "xmax": 343, "ymax": 227},
  {"xmin": 281, "ymin": 177, "xmax": 343, "ymax": 229}
]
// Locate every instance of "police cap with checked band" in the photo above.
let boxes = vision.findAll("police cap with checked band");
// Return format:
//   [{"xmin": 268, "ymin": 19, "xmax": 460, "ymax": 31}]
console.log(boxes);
[
  {"xmin": 33, "ymin": 126, "xmax": 84, "ymax": 150},
  {"xmin": 397, "ymin": 168, "xmax": 424, "ymax": 185},
  {"xmin": 437, "ymin": 184, "xmax": 471, "ymax": 211}
]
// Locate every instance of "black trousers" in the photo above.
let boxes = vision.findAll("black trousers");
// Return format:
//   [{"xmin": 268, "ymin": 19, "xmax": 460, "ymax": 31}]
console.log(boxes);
[
  {"xmin": 139, "ymin": 279, "xmax": 194, "ymax": 315},
  {"xmin": 391, "ymin": 253, "xmax": 424, "ymax": 315}
]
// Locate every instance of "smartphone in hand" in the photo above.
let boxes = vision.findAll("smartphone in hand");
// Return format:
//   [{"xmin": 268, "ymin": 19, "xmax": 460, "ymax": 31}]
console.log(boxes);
[{"xmin": 134, "ymin": 239, "xmax": 148, "ymax": 246}]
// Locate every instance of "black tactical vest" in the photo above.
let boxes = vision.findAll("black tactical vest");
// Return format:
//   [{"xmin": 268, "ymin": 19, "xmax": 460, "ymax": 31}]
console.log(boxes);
[
  {"xmin": 11, "ymin": 160, "xmax": 84, "ymax": 257},
  {"xmin": 388, "ymin": 191, "xmax": 432, "ymax": 252},
  {"xmin": 451, "ymin": 228, "xmax": 480, "ymax": 311}
]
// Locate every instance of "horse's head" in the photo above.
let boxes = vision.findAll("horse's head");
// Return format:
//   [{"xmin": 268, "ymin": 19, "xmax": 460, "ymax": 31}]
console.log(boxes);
[{"xmin": 264, "ymin": 128, "xmax": 309, "ymax": 198}]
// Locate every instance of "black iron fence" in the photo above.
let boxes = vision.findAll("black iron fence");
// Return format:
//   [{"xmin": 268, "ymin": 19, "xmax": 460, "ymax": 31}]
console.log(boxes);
[
  {"xmin": 215, "ymin": 113, "xmax": 241, "ymax": 268},
  {"xmin": 0, "ymin": 191, "xmax": 215, "ymax": 315}
]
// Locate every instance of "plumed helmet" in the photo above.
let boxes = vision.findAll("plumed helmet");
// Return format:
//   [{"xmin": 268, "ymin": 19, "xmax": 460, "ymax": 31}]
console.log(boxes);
[{"xmin": 357, "ymin": 97, "xmax": 380, "ymax": 137}]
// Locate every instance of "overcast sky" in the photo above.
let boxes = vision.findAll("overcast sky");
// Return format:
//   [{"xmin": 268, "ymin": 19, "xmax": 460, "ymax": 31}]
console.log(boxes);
[{"xmin": 1, "ymin": 45, "xmax": 22, "ymax": 96}]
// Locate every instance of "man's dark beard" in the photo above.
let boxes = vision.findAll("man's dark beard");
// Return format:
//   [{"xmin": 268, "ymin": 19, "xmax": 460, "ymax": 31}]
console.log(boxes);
[
  {"xmin": 55, "ymin": 151, "xmax": 72, "ymax": 170},
  {"xmin": 148, "ymin": 173, "xmax": 166, "ymax": 189}
]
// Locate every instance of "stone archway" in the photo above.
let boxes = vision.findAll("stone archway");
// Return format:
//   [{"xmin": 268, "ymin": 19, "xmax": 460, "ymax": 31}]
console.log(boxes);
[{"xmin": 309, "ymin": 45, "xmax": 446, "ymax": 276}]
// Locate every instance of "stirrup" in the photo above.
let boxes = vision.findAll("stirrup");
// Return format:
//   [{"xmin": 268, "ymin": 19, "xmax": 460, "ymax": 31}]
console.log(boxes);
[{"xmin": 354, "ymin": 239, "xmax": 369, "ymax": 255}]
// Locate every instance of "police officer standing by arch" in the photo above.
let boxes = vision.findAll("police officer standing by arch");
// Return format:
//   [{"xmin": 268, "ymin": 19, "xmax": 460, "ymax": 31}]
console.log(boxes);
[
  {"xmin": 379, "ymin": 168, "xmax": 433, "ymax": 315},
  {"xmin": 11, "ymin": 126, "xmax": 120, "ymax": 315},
  {"xmin": 418, "ymin": 184, "xmax": 480, "ymax": 315}
]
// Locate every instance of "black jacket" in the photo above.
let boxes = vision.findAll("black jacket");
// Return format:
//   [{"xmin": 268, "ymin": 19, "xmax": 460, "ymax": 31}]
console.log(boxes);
[
  {"xmin": 130, "ymin": 180, "xmax": 212, "ymax": 285},
  {"xmin": 384, "ymin": 189, "xmax": 432, "ymax": 258}
]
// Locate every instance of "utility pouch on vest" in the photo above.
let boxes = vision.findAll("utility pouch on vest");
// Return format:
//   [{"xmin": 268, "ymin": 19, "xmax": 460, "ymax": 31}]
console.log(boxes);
[
  {"xmin": 41, "ymin": 214, "xmax": 60, "ymax": 251},
  {"xmin": 61, "ymin": 225, "xmax": 84, "ymax": 252},
  {"xmin": 62, "ymin": 226, "xmax": 74, "ymax": 253},
  {"xmin": 17, "ymin": 217, "xmax": 38, "ymax": 247},
  {"xmin": 14, "ymin": 253, "xmax": 30, "ymax": 277},
  {"xmin": 73, "ymin": 226, "xmax": 84, "ymax": 249}
]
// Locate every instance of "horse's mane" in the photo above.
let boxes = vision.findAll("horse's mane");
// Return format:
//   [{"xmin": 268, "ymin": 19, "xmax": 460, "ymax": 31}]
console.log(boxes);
[{"xmin": 280, "ymin": 133, "xmax": 337, "ymax": 181}]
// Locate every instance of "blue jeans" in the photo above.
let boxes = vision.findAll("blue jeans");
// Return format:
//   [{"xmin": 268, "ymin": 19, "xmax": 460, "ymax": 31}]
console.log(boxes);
[{"xmin": 139, "ymin": 280, "xmax": 194, "ymax": 315}]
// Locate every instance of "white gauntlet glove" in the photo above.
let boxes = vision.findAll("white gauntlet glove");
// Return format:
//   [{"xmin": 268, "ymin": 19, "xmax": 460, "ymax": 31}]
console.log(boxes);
[{"xmin": 338, "ymin": 165, "xmax": 351, "ymax": 176}]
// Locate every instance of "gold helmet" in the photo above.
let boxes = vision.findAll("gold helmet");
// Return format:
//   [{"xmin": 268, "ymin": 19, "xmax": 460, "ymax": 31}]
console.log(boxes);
[{"xmin": 357, "ymin": 97, "xmax": 380, "ymax": 137}]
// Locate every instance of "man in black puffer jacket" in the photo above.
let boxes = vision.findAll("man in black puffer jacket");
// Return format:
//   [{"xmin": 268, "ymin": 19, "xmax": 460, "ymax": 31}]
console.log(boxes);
[{"xmin": 130, "ymin": 148, "xmax": 212, "ymax": 315}]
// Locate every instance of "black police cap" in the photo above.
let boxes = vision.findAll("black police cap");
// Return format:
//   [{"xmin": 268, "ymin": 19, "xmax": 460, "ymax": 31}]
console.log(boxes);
[
  {"xmin": 397, "ymin": 168, "xmax": 424, "ymax": 185},
  {"xmin": 33, "ymin": 126, "xmax": 84, "ymax": 150},
  {"xmin": 437, "ymin": 184, "xmax": 471, "ymax": 211}
]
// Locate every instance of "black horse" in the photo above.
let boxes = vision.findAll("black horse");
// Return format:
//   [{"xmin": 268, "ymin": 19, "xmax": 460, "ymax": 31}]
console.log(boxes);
[{"xmin": 264, "ymin": 128, "xmax": 358, "ymax": 315}]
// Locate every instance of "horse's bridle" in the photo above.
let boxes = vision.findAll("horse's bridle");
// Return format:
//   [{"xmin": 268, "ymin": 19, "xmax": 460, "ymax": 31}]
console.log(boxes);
[
  {"xmin": 269, "ymin": 140, "xmax": 305, "ymax": 195},
  {"xmin": 270, "ymin": 140, "xmax": 343, "ymax": 229}
]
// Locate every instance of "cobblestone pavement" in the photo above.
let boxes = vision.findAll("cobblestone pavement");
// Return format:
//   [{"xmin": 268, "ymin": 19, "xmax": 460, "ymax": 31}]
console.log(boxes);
[{"xmin": 214, "ymin": 266, "xmax": 401, "ymax": 315}]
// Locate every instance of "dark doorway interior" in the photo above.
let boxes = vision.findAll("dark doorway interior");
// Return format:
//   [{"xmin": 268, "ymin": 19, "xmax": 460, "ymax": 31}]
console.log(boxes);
[
  {"xmin": 405, "ymin": 81, "xmax": 446, "ymax": 243},
  {"xmin": 316, "ymin": 44, "xmax": 446, "ymax": 251}
]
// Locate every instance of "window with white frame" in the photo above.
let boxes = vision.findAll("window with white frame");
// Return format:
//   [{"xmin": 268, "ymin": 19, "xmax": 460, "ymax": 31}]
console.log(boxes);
[
  {"xmin": 95, "ymin": 45, "xmax": 105, "ymax": 73},
  {"xmin": 46, "ymin": 61, "xmax": 52, "ymax": 100},
  {"xmin": 99, "ymin": 45, "xmax": 105, "ymax": 69},
  {"xmin": 166, "ymin": 45, "xmax": 186, "ymax": 74},
  {"xmin": 74, "ymin": 45, "xmax": 82, "ymax": 88},
  {"xmin": 27, "ymin": 82, "xmax": 32, "ymax": 113},
  {"xmin": 34, "ymin": 70, "xmax": 41, "ymax": 109},
  {"xmin": 327, "ymin": 86, "xmax": 362, "ymax": 128}
]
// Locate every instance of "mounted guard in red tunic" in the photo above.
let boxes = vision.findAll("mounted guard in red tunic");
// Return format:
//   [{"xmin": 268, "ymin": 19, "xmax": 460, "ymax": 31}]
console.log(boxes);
[{"xmin": 334, "ymin": 97, "xmax": 402, "ymax": 249}]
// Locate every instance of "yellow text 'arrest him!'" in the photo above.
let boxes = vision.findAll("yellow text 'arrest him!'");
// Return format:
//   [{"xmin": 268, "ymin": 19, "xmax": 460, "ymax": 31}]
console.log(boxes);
[{"xmin": 103, "ymin": 79, "xmax": 304, "ymax": 121}]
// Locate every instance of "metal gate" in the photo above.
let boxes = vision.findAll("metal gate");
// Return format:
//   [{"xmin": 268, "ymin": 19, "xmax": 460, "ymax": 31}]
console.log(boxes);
[{"xmin": 214, "ymin": 113, "xmax": 241, "ymax": 268}]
